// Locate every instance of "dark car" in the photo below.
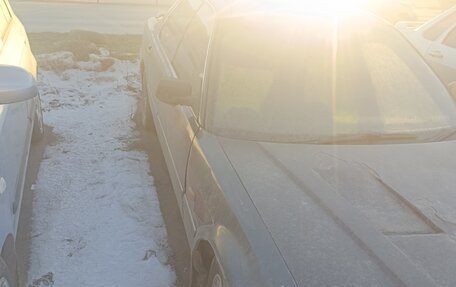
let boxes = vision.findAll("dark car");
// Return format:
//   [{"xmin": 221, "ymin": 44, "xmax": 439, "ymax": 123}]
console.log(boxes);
[{"xmin": 140, "ymin": 1, "xmax": 456, "ymax": 286}]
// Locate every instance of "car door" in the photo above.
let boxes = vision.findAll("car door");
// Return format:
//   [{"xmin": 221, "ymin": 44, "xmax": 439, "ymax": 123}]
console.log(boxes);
[
  {"xmin": 0, "ymin": 0, "xmax": 32, "ymax": 235},
  {"xmin": 0, "ymin": 0, "xmax": 15, "ymax": 227},
  {"xmin": 171, "ymin": 3, "xmax": 214, "ymax": 240},
  {"xmin": 425, "ymin": 24, "xmax": 456, "ymax": 84},
  {"xmin": 143, "ymin": 0, "xmax": 202, "ymax": 209}
]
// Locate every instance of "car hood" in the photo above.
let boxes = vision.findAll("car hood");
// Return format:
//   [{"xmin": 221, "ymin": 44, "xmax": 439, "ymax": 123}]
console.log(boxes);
[{"xmin": 219, "ymin": 137, "xmax": 456, "ymax": 287}]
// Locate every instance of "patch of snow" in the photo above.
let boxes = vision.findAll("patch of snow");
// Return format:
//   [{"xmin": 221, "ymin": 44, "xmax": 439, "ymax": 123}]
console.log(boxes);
[
  {"xmin": 27, "ymin": 51, "xmax": 175, "ymax": 287},
  {"xmin": 37, "ymin": 50, "xmax": 116, "ymax": 73}
]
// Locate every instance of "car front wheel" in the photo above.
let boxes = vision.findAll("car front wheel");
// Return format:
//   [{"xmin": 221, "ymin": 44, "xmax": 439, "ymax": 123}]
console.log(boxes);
[
  {"xmin": 0, "ymin": 258, "xmax": 13, "ymax": 287},
  {"xmin": 206, "ymin": 259, "xmax": 223, "ymax": 287},
  {"xmin": 137, "ymin": 74, "xmax": 153, "ymax": 130}
]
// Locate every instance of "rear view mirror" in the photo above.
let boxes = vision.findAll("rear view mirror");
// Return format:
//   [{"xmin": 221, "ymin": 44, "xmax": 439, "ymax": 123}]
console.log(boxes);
[
  {"xmin": 156, "ymin": 78, "xmax": 193, "ymax": 106},
  {"xmin": 449, "ymin": 82, "xmax": 456, "ymax": 100},
  {"xmin": 0, "ymin": 65, "xmax": 38, "ymax": 104}
]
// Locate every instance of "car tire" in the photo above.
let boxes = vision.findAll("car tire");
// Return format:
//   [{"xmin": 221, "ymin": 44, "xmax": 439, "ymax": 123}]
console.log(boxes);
[
  {"xmin": 32, "ymin": 103, "xmax": 44, "ymax": 143},
  {"xmin": 138, "ymin": 75, "xmax": 153, "ymax": 130},
  {"xmin": 0, "ymin": 257, "xmax": 14, "ymax": 287},
  {"xmin": 205, "ymin": 258, "xmax": 223, "ymax": 287}
]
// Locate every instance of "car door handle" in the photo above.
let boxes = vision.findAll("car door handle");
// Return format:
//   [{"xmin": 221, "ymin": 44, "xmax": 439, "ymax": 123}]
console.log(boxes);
[{"xmin": 428, "ymin": 50, "xmax": 443, "ymax": 59}]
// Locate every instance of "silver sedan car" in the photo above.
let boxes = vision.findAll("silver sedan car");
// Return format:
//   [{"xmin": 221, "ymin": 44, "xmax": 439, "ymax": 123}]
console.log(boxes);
[
  {"xmin": 397, "ymin": 5, "xmax": 456, "ymax": 84},
  {"xmin": 0, "ymin": 0, "xmax": 42, "ymax": 286},
  {"xmin": 140, "ymin": 1, "xmax": 456, "ymax": 286}
]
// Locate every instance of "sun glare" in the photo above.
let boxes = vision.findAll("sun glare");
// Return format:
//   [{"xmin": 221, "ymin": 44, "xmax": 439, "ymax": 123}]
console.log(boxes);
[
  {"xmin": 260, "ymin": 0, "xmax": 361, "ymax": 19},
  {"xmin": 262, "ymin": 0, "xmax": 404, "ymax": 19},
  {"xmin": 306, "ymin": 0, "xmax": 360, "ymax": 17}
]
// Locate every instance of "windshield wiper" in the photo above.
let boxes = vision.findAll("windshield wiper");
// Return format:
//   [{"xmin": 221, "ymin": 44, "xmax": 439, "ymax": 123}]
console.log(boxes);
[
  {"xmin": 429, "ymin": 128, "xmax": 456, "ymax": 142},
  {"xmin": 313, "ymin": 133, "xmax": 417, "ymax": 144}
]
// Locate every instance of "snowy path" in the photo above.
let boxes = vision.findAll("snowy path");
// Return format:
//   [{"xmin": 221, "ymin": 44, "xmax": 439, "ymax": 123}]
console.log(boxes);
[{"xmin": 26, "ymin": 51, "xmax": 175, "ymax": 287}]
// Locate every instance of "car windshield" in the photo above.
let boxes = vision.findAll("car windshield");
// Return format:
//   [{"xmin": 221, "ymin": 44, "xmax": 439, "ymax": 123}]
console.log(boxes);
[{"xmin": 205, "ymin": 14, "xmax": 456, "ymax": 144}]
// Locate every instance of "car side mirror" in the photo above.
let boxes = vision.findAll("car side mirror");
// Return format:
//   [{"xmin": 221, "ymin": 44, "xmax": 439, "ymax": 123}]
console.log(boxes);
[
  {"xmin": 449, "ymin": 82, "xmax": 456, "ymax": 100},
  {"xmin": 0, "ymin": 65, "xmax": 38, "ymax": 104},
  {"xmin": 155, "ymin": 13, "xmax": 165, "ymax": 22},
  {"xmin": 156, "ymin": 78, "xmax": 193, "ymax": 106}
]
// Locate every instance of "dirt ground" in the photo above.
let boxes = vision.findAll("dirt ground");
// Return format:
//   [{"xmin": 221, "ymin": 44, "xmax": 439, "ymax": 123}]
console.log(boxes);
[
  {"xmin": 18, "ymin": 32, "xmax": 190, "ymax": 287},
  {"xmin": 27, "ymin": 32, "xmax": 143, "ymax": 61}
]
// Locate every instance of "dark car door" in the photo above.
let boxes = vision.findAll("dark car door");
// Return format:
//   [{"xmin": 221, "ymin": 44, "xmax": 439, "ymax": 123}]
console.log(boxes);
[
  {"xmin": 171, "ymin": 3, "xmax": 214, "ymax": 239},
  {"xmin": 143, "ymin": 0, "xmax": 213, "ymax": 229},
  {"xmin": 143, "ymin": 0, "xmax": 202, "ymax": 208}
]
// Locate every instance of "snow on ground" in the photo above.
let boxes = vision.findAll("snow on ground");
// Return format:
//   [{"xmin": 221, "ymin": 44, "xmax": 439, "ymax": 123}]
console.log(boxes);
[{"xmin": 26, "ymin": 49, "xmax": 175, "ymax": 287}]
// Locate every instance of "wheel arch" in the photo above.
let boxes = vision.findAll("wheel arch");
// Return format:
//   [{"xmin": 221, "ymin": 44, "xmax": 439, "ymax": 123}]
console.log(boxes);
[
  {"xmin": 1, "ymin": 233, "xmax": 17, "ymax": 281},
  {"xmin": 190, "ymin": 239, "xmax": 216, "ymax": 287},
  {"xmin": 0, "ymin": 204, "xmax": 17, "ymax": 281},
  {"xmin": 190, "ymin": 224, "xmax": 264, "ymax": 287}
]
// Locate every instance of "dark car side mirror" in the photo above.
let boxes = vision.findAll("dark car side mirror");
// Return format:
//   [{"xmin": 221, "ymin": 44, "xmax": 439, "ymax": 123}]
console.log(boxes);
[
  {"xmin": 156, "ymin": 78, "xmax": 193, "ymax": 106},
  {"xmin": 0, "ymin": 65, "xmax": 38, "ymax": 104},
  {"xmin": 449, "ymin": 82, "xmax": 456, "ymax": 100},
  {"xmin": 155, "ymin": 13, "xmax": 165, "ymax": 22}
]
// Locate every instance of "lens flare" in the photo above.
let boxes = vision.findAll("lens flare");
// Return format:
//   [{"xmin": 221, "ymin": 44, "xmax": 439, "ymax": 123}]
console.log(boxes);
[{"xmin": 262, "ymin": 0, "xmax": 361, "ymax": 18}]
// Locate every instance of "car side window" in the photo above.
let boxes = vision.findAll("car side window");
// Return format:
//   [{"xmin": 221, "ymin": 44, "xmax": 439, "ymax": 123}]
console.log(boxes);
[
  {"xmin": 172, "ymin": 4, "xmax": 213, "ymax": 113},
  {"xmin": 0, "ymin": 0, "xmax": 11, "ymax": 38},
  {"xmin": 159, "ymin": 0, "xmax": 202, "ymax": 60},
  {"xmin": 442, "ymin": 27, "xmax": 456, "ymax": 49},
  {"xmin": 423, "ymin": 11, "xmax": 456, "ymax": 41}
]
